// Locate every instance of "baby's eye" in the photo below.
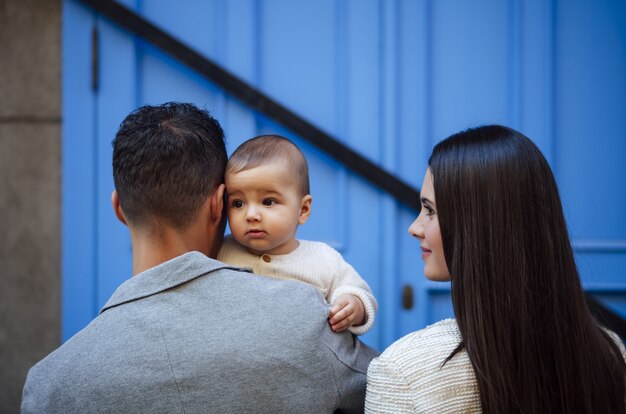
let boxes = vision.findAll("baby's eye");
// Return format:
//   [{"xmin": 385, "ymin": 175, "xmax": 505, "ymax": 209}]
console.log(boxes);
[
  {"xmin": 231, "ymin": 199, "xmax": 244, "ymax": 208},
  {"xmin": 262, "ymin": 198, "xmax": 276, "ymax": 206}
]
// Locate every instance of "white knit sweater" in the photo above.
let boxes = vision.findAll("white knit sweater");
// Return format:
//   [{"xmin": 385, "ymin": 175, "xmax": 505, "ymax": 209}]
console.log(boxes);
[
  {"xmin": 217, "ymin": 235, "xmax": 377, "ymax": 335},
  {"xmin": 366, "ymin": 319, "xmax": 480, "ymax": 413},
  {"xmin": 366, "ymin": 319, "xmax": 626, "ymax": 413}
]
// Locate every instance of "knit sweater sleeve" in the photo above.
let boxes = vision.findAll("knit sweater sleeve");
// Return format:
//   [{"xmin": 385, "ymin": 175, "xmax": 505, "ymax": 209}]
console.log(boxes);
[
  {"xmin": 325, "ymin": 246, "xmax": 378, "ymax": 335},
  {"xmin": 365, "ymin": 355, "xmax": 415, "ymax": 413}
]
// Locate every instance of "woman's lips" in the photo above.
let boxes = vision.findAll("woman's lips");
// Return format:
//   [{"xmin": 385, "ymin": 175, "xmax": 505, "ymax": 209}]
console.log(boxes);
[{"xmin": 421, "ymin": 247, "xmax": 432, "ymax": 259}]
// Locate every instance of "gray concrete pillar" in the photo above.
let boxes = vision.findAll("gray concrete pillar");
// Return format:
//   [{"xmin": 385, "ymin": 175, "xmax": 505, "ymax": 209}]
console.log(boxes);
[{"xmin": 0, "ymin": 0, "xmax": 61, "ymax": 412}]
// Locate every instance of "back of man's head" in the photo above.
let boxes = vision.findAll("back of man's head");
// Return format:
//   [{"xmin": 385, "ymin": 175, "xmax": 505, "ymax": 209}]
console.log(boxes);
[{"xmin": 112, "ymin": 102, "xmax": 227, "ymax": 230}]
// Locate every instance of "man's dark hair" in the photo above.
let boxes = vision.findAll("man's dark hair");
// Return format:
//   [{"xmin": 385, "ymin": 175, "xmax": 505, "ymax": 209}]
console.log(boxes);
[{"xmin": 112, "ymin": 102, "xmax": 227, "ymax": 230}]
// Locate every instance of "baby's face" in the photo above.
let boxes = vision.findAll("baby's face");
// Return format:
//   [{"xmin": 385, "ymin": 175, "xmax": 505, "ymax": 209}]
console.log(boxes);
[{"xmin": 225, "ymin": 162, "xmax": 311, "ymax": 256}]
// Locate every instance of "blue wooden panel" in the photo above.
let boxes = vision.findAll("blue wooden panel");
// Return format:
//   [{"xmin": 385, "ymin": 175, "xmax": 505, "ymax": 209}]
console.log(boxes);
[
  {"xmin": 63, "ymin": 0, "xmax": 626, "ymax": 350},
  {"xmin": 222, "ymin": 0, "xmax": 258, "ymax": 147},
  {"xmin": 394, "ymin": 0, "xmax": 433, "ymax": 342},
  {"xmin": 554, "ymin": 0, "xmax": 626, "ymax": 319},
  {"xmin": 555, "ymin": 0, "xmax": 626, "ymax": 238},
  {"xmin": 62, "ymin": 0, "xmax": 98, "ymax": 341},
  {"xmin": 139, "ymin": 47, "xmax": 222, "ymax": 111},
  {"xmin": 430, "ymin": 0, "xmax": 511, "ymax": 140},
  {"xmin": 396, "ymin": 0, "xmax": 434, "ymax": 341},
  {"xmin": 398, "ymin": 0, "xmax": 429, "ymax": 185},
  {"xmin": 426, "ymin": 289, "xmax": 455, "ymax": 325},
  {"xmin": 519, "ymin": 0, "xmax": 555, "ymax": 163},
  {"xmin": 345, "ymin": 0, "xmax": 380, "ymax": 161},
  {"xmin": 140, "ymin": 0, "xmax": 220, "ymax": 60},
  {"xmin": 378, "ymin": 0, "xmax": 400, "ymax": 347},
  {"xmin": 260, "ymin": 0, "xmax": 337, "ymax": 133},
  {"xmin": 95, "ymin": 2, "xmax": 139, "ymax": 310},
  {"xmin": 139, "ymin": 0, "xmax": 225, "ymax": 111}
]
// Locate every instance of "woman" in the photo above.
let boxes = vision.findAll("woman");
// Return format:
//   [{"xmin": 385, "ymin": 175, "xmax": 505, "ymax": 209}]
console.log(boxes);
[{"xmin": 365, "ymin": 125, "xmax": 626, "ymax": 413}]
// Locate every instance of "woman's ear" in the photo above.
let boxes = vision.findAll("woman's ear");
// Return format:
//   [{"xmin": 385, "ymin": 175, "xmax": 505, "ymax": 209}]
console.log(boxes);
[
  {"xmin": 111, "ymin": 190, "xmax": 127, "ymax": 225},
  {"xmin": 298, "ymin": 195, "xmax": 312, "ymax": 225}
]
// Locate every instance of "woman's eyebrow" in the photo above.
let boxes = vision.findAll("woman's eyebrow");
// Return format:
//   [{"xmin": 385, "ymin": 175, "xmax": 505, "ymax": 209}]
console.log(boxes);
[{"xmin": 420, "ymin": 197, "xmax": 435, "ymax": 207}]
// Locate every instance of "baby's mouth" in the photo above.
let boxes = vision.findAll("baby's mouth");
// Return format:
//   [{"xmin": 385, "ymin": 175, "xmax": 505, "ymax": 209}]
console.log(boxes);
[{"xmin": 247, "ymin": 230, "xmax": 266, "ymax": 238}]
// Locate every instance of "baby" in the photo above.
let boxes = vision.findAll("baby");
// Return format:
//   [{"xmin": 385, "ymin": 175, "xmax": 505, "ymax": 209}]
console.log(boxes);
[{"xmin": 218, "ymin": 135, "xmax": 377, "ymax": 334}]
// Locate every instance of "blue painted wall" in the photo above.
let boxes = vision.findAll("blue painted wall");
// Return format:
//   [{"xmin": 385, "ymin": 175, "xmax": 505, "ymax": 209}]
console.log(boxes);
[{"xmin": 63, "ymin": 0, "xmax": 626, "ymax": 350}]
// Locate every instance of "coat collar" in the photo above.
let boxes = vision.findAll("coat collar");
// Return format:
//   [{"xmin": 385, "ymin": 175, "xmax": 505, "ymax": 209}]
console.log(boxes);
[{"xmin": 101, "ymin": 251, "xmax": 249, "ymax": 313}]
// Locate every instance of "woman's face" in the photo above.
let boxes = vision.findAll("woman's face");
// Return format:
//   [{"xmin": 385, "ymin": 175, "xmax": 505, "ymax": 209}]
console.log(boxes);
[{"xmin": 408, "ymin": 168, "xmax": 451, "ymax": 281}]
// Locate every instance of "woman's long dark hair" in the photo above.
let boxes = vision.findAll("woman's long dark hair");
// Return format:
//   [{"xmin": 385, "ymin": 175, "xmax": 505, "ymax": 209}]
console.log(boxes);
[{"xmin": 430, "ymin": 125, "xmax": 625, "ymax": 413}]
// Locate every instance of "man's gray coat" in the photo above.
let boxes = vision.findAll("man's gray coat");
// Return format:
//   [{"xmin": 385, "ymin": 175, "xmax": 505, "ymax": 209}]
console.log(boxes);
[{"xmin": 22, "ymin": 252, "xmax": 378, "ymax": 413}]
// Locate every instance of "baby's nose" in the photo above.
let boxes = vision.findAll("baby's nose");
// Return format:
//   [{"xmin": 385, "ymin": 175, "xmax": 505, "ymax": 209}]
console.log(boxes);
[{"xmin": 246, "ymin": 205, "xmax": 261, "ymax": 221}]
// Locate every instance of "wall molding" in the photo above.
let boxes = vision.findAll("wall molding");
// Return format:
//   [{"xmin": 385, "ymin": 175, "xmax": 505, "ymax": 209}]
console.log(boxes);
[{"xmin": 572, "ymin": 240, "xmax": 626, "ymax": 252}]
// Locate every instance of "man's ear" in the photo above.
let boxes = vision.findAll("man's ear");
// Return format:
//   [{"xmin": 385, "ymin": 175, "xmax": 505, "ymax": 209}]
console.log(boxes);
[
  {"xmin": 298, "ymin": 195, "xmax": 312, "ymax": 225},
  {"xmin": 209, "ymin": 183, "xmax": 226, "ymax": 225},
  {"xmin": 111, "ymin": 190, "xmax": 127, "ymax": 226}
]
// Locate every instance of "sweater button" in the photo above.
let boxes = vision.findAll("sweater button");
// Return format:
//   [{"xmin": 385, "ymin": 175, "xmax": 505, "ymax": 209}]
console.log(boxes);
[{"xmin": 262, "ymin": 254, "xmax": 271, "ymax": 263}]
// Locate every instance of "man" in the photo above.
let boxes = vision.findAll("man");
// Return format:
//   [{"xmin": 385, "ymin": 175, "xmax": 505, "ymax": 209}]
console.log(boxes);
[{"xmin": 22, "ymin": 102, "xmax": 378, "ymax": 413}]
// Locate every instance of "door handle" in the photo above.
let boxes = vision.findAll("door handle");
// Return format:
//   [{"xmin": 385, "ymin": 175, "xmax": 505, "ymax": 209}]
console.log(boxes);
[{"xmin": 402, "ymin": 285, "xmax": 414, "ymax": 310}]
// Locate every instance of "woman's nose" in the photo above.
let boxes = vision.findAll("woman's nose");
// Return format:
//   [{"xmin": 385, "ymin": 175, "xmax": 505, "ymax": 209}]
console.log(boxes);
[{"xmin": 408, "ymin": 216, "xmax": 424, "ymax": 239}]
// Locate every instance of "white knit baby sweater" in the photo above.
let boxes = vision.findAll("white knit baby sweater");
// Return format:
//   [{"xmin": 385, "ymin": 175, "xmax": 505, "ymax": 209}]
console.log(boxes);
[
  {"xmin": 365, "ymin": 319, "xmax": 480, "ymax": 413},
  {"xmin": 217, "ymin": 235, "xmax": 377, "ymax": 335}
]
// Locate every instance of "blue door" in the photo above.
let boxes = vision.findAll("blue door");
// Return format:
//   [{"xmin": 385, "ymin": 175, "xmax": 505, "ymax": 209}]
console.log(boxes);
[{"xmin": 63, "ymin": 0, "xmax": 626, "ymax": 350}]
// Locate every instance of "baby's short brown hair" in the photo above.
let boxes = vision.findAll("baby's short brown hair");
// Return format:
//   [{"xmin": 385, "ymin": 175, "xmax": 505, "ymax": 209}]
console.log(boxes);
[{"xmin": 226, "ymin": 135, "xmax": 310, "ymax": 196}]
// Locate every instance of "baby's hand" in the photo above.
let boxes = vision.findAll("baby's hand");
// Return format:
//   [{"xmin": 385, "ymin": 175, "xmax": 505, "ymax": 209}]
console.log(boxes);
[{"xmin": 328, "ymin": 294, "xmax": 365, "ymax": 332}]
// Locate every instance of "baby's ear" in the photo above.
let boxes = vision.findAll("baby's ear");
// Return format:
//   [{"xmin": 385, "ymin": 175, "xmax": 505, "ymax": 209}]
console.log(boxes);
[{"xmin": 298, "ymin": 195, "xmax": 312, "ymax": 224}]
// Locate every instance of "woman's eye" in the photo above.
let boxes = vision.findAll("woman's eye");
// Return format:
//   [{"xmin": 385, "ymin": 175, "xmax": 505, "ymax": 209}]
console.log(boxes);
[
  {"xmin": 262, "ymin": 199, "xmax": 276, "ymax": 206},
  {"xmin": 232, "ymin": 200, "xmax": 244, "ymax": 208},
  {"xmin": 421, "ymin": 205, "xmax": 435, "ymax": 218}
]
